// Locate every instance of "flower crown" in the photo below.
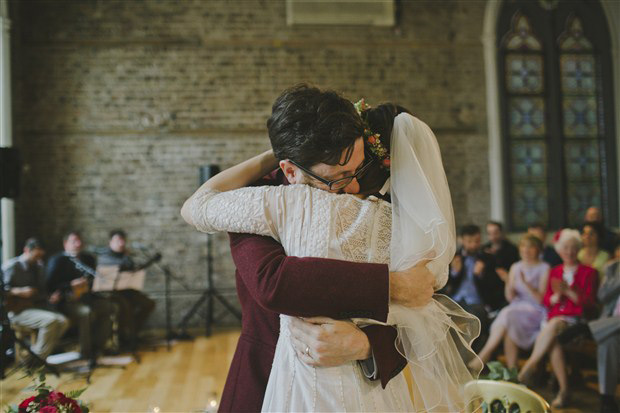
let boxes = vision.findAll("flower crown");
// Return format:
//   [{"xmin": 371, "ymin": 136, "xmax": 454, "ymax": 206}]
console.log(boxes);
[{"xmin": 354, "ymin": 99, "xmax": 390, "ymax": 169}]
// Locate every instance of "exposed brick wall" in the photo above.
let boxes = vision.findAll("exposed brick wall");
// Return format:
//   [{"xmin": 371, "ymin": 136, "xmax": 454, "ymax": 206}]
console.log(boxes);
[{"xmin": 10, "ymin": 0, "xmax": 490, "ymax": 328}]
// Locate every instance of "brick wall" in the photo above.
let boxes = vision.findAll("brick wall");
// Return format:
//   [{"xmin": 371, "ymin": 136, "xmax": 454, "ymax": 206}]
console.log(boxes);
[{"xmin": 10, "ymin": 0, "xmax": 491, "ymax": 328}]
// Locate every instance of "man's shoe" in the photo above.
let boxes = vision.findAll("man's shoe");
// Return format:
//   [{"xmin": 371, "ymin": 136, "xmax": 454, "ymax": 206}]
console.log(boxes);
[{"xmin": 558, "ymin": 322, "xmax": 592, "ymax": 344}]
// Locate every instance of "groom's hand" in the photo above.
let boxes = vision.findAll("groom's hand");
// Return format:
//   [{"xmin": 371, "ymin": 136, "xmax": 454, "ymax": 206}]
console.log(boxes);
[
  {"xmin": 288, "ymin": 317, "xmax": 371, "ymax": 367},
  {"xmin": 389, "ymin": 259, "xmax": 434, "ymax": 307}
]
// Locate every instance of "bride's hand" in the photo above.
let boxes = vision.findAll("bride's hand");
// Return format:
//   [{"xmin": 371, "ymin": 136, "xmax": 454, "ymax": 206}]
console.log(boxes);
[{"xmin": 389, "ymin": 259, "xmax": 434, "ymax": 307}]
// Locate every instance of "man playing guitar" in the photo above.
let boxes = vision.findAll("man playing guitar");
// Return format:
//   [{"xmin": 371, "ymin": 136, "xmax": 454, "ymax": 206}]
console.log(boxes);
[
  {"xmin": 46, "ymin": 231, "xmax": 114, "ymax": 360},
  {"xmin": 2, "ymin": 238, "xmax": 69, "ymax": 364}
]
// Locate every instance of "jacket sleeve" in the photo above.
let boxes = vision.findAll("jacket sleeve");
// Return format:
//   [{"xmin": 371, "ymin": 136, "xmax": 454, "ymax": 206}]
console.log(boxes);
[{"xmin": 229, "ymin": 232, "xmax": 406, "ymax": 384}]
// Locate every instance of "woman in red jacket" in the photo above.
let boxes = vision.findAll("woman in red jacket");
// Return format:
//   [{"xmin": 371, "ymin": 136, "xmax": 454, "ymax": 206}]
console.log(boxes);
[{"xmin": 518, "ymin": 228, "xmax": 598, "ymax": 408}]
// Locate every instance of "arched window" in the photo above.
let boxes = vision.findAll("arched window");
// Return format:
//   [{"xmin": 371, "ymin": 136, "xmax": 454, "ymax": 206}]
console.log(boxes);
[{"xmin": 497, "ymin": 0, "xmax": 617, "ymax": 231}]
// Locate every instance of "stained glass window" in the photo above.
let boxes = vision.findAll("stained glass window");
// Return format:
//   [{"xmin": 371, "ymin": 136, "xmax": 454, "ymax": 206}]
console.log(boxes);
[
  {"xmin": 503, "ymin": 13, "xmax": 542, "ymax": 51},
  {"xmin": 506, "ymin": 55, "xmax": 544, "ymax": 93},
  {"xmin": 509, "ymin": 98, "xmax": 546, "ymax": 137},
  {"xmin": 499, "ymin": 3, "xmax": 616, "ymax": 230}
]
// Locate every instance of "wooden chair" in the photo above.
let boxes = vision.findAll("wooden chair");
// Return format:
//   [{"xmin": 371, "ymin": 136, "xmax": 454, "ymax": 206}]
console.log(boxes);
[{"xmin": 464, "ymin": 379, "xmax": 551, "ymax": 413}]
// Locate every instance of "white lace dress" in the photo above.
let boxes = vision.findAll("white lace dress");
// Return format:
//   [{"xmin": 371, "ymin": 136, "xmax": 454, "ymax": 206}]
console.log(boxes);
[{"xmin": 187, "ymin": 184, "xmax": 413, "ymax": 412}]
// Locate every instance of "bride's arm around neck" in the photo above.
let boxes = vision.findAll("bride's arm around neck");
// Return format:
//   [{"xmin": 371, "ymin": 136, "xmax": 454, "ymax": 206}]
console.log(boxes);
[{"xmin": 181, "ymin": 150, "xmax": 278, "ymax": 226}]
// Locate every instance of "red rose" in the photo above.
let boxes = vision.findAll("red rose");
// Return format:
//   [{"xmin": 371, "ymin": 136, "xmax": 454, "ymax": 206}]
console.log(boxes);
[
  {"xmin": 382, "ymin": 158, "xmax": 391, "ymax": 167},
  {"xmin": 19, "ymin": 396, "xmax": 36, "ymax": 411},
  {"xmin": 368, "ymin": 136, "xmax": 376, "ymax": 144},
  {"xmin": 66, "ymin": 398, "xmax": 82, "ymax": 413},
  {"xmin": 48, "ymin": 391, "xmax": 66, "ymax": 403},
  {"xmin": 40, "ymin": 406, "xmax": 58, "ymax": 413}
]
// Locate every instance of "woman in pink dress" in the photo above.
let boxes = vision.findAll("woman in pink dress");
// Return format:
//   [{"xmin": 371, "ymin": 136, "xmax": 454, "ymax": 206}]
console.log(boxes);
[{"xmin": 475, "ymin": 234, "xmax": 550, "ymax": 369}]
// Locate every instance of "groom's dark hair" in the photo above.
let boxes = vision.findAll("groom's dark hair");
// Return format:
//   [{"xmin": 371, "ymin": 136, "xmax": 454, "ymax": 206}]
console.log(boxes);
[{"xmin": 267, "ymin": 84, "xmax": 364, "ymax": 167}]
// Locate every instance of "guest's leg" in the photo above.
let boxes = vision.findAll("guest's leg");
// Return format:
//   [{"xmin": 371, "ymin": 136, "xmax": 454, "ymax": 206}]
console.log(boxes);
[
  {"xmin": 90, "ymin": 298, "xmax": 115, "ymax": 355},
  {"xmin": 64, "ymin": 302, "xmax": 93, "ymax": 358},
  {"xmin": 597, "ymin": 332, "xmax": 620, "ymax": 397},
  {"xmin": 519, "ymin": 318, "xmax": 565, "ymax": 380},
  {"xmin": 9, "ymin": 309, "xmax": 69, "ymax": 359},
  {"xmin": 550, "ymin": 342, "xmax": 568, "ymax": 392},
  {"xmin": 550, "ymin": 342, "xmax": 569, "ymax": 407},
  {"xmin": 477, "ymin": 321, "xmax": 506, "ymax": 364},
  {"xmin": 503, "ymin": 335, "xmax": 519, "ymax": 369}
]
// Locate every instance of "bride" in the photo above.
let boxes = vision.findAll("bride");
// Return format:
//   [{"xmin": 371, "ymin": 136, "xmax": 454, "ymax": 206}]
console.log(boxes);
[{"xmin": 182, "ymin": 97, "xmax": 481, "ymax": 411}]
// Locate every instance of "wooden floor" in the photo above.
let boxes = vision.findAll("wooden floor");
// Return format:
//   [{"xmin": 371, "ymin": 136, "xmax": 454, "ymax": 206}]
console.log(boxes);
[
  {"xmin": 0, "ymin": 329, "xmax": 610, "ymax": 412},
  {"xmin": 1, "ymin": 330, "xmax": 240, "ymax": 413}
]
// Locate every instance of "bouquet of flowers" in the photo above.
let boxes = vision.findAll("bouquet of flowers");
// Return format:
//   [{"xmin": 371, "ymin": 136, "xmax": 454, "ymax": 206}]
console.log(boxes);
[{"xmin": 6, "ymin": 371, "xmax": 89, "ymax": 413}]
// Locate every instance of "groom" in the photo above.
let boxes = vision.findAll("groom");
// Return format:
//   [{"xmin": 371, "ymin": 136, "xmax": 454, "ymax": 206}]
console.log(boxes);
[{"xmin": 220, "ymin": 84, "xmax": 435, "ymax": 412}]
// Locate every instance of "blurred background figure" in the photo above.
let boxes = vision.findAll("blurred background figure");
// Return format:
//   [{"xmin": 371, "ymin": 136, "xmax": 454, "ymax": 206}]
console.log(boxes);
[
  {"xmin": 46, "ymin": 232, "xmax": 114, "ymax": 360},
  {"xmin": 2, "ymin": 238, "xmax": 69, "ymax": 365},
  {"xmin": 579, "ymin": 221, "xmax": 611, "ymax": 281},
  {"xmin": 484, "ymin": 221, "xmax": 520, "ymax": 283},
  {"xmin": 585, "ymin": 207, "xmax": 618, "ymax": 254},
  {"xmin": 518, "ymin": 229, "xmax": 599, "ymax": 408},
  {"xmin": 475, "ymin": 234, "xmax": 549, "ymax": 369},
  {"xmin": 527, "ymin": 222, "xmax": 562, "ymax": 267},
  {"xmin": 97, "ymin": 229, "xmax": 155, "ymax": 351}
]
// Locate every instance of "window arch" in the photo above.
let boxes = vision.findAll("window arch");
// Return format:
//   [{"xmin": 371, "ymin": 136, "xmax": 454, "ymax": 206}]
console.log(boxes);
[{"xmin": 497, "ymin": 0, "xmax": 617, "ymax": 231}]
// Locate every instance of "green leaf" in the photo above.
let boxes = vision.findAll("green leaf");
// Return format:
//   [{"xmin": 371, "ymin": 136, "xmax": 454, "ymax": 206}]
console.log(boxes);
[{"xmin": 66, "ymin": 388, "xmax": 87, "ymax": 399}]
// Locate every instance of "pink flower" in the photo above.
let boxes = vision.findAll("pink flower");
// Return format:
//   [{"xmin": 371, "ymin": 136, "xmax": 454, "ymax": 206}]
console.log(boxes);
[
  {"xmin": 382, "ymin": 158, "xmax": 391, "ymax": 168},
  {"xmin": 40, "ymin": 406, "xmax": 58, "ymax": 413},
  {"xmin": 368, "ymin": 136, "xmax": 376, "ymax": 144}
]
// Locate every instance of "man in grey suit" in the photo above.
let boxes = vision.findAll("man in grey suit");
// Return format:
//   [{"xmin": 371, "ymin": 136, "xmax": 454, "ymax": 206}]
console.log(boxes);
[{"xmin": 561, "ymin": 258, "xmax": 620, "ymax": 413}]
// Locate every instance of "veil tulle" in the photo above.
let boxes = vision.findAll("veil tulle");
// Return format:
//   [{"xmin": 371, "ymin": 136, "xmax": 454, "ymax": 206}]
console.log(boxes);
[{"xmin": 387, "ymin": 113, "xmax": 482, "ymax": 411}]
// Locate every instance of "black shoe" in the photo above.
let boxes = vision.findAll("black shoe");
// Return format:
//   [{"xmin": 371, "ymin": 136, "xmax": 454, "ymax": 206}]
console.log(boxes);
[
  {"xmin": 558, "ymin": 322, "xmax": 592, "ymax": 344},
  {"xmin": 601, "ymin": 395, "xmax": 619, "ymax": 413}
]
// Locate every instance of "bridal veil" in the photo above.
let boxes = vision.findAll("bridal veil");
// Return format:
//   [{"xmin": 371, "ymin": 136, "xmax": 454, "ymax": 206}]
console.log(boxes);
[{"xmin": 388, "ymin": 113, "xmax": 482, "ymax": 411}]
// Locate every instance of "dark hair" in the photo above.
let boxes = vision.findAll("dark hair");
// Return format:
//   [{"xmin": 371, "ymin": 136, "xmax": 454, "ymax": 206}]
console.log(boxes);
[
  {"xmin": 460, "ymin": 224, "xmax": 481, "ymax": 237},
  {"xmin": 357, "ymin": 103, "xmax": 411, "ymax": 194},
  {"xmin": 582, "ymin": 221, "xmax": 605, "ymax": 243},
  {"xmin": 24, "ymin": 237, "xmax": 44, "ymax": 250},
  {"xmin": 62, "ymin": 231, "xmax": 81, "ymax": 243},
  {"xmin": 528, "ymin": 222, "xmax": 546, "ymax": 231},
  {"xmin": 109, "ymin": 229, "xmax": 127, "ymax": 240},
  {"xmin": 487, "ymin": 220, "xmax": 504, "ymax": 232},
  {"xmin": 267, "ymin": 84, "xmax": 364, "ymax": 168}
]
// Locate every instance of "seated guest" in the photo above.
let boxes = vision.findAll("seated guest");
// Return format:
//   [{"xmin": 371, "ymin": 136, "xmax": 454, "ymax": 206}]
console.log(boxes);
[
  {"xmin": 97, "ymin": 229, "xmax": 155, "ymax": 350},
  {"xmin": 527, "ymin": 222, "xmax": 562, "ymax": 267},
  {"xmin": 2, "ymin": 238, "xmax": 69, "ymax": 364},
  {"xmin": 483, "ymin": 221, "xmax": 520, "ymax": 283},
  {"xmin": 46, "ymin": 231, "xmax": 114, "ymax": 360},
  {"xmin": 579, "ymin": 221, "xmax": 611, "ymax": 281},
  {"xmin": 559, "ymin": 251, "xmax": 620, "ymax": 413},
  {"xmin": 585, "ymin": 206, "xmax": 618, "ymax": 254},
  {"xmin": 442, "ymin": 224, "xmax": 504, "ymax": 344},
  {"xmin": 518, "ymin": 229, "xmax": 598, "ymax": 408},
  {"xmin": 475, "ymin": 235, "xmax": 550, "ymax": 369}
]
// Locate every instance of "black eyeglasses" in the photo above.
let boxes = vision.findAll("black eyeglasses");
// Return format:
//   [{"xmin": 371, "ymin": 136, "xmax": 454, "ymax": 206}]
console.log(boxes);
[{"xmin": 290, "ymin": 157, "xmax": 374, "ymax": 191}]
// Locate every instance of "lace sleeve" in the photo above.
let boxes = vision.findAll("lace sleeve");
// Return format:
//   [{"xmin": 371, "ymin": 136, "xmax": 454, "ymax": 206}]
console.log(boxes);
[{"xmin": 189, "ymin": 186, "xmax": 281, "ymax": 240}]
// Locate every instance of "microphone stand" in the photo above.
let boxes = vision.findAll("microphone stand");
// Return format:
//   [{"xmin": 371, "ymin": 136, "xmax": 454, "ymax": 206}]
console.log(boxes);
[{"xmin": 132, "ymin": 246, "xmax": 191, "ymax": 351}]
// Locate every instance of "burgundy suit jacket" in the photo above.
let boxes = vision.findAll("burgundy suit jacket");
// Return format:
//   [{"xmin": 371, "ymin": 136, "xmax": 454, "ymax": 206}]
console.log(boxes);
[{"xmin": 219, "ymin": 171, "xmax": 406, "ymax": 412}]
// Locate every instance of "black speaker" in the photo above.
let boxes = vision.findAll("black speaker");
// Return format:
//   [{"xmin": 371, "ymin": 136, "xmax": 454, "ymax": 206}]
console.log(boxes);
[
  {"xmin": 199, "ymin": 165, "xmax": 220, "ymax": 185},
  {"xmin": 0, "ymin": 147, "xmax": 20, "ymax": 199}
]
